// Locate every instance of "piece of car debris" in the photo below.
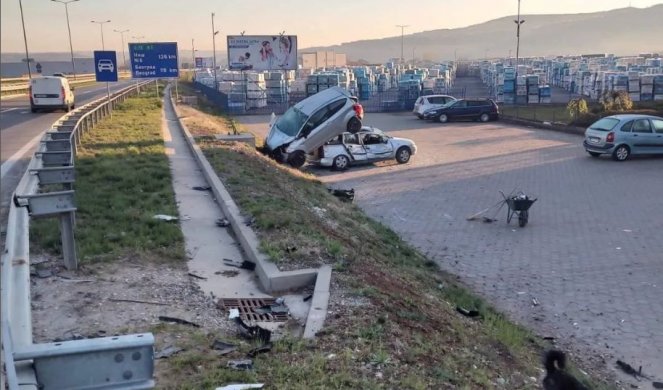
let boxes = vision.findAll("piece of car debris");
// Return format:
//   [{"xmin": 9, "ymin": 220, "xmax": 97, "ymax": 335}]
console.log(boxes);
[
  {"xmin": 153, "ymin": 214, "xmax": 178, "ymax": 222},
  {"xmin": 616, "ymin": 360, "xmax": 648, "ymax": 379},
  {"xmin": 216, "ymin": 270, "xmax": 240, "ymax": 277},
  {"xmin": 652, "ymin": 381, "xmax": 663, "ymax": 389},
  {"xmin": 216, "ymin": 218, "xmax": 231, "ymax": 227},
  {"xmin": 227, "ymin": 359, "xmax": 253, "ymax": 371},
  {"xmin": 223, "ymin": 258, "xmax": 256, "ymax": 271},
  {"xmin": 482, "ymin": 217, "xmax": 497, "ymax": 223},
  {"xmin": 211, "ymin": 340, "xmax": 238, "ymax": 355},
  {"xmin": 247, "ymin": 342, "xmax": 273, "ymax": 358},
  {"xmin": 192, "ymin": 185, "xmax": 211, "ymax": 191},
  {"xmin": 234, "ymin": 317, "xmax": 271, "ymax": 343},
  {"xmin": 158, "ymin": 316, "xmax": 200, "ymax": 328},
  {"xmin": 245, "ymin": 217, "xmax": 256, "ymax": 226},
  {"xmin": 303, "ymin": 294, "xmax": 313, "ymax": 302},
  {"xmin": 188, "ymin": 272, "xmax": 207, "ymax": 280},
  {"xmin": 215, "ymin": 384, "xmax": 264, "ymax": 390},
  {"xmin": 155, "ymin": 346, "xmax": 183, "ymax": 359},
  {"xmin": 328, "ymin": 188, "xmax": 355, "ymax": 203},
  {"xmin": 456, "ymin": 306, "xmax": 480, "ymax": 318}
]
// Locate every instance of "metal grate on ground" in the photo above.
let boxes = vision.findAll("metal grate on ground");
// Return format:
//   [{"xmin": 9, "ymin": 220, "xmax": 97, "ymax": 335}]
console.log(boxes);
[{"xmin": 218, "ymin": 298, "xmax": 289, "ymax": 322}]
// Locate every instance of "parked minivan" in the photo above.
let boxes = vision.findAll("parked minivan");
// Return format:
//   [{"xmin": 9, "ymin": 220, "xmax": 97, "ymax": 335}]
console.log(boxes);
[
  {"xmin": 413, "ymin": 95, "xmax": 456, "ymax": 119},
  {"xmin": 29, "ymin": 76, "xmax": 75, "ymax": 113},
  {"xmin": 264, "ymin": 86, "xmax": 364, "ymax": 168}
]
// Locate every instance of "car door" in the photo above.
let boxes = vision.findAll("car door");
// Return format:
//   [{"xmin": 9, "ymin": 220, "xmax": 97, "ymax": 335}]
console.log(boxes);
[
  {"xmin": 343, "ymin": 133, "xmax": 368, "ymax": 162},
  {"xmin": 448, "ymin": 100, "xmax": 467, "ymax": 120},
  {"xmin": 650, "ymin": 118, "xmax": 663, "ymax": 154},
  {"xmin": 300, "ymin": 98, "xmax": 347, "ymax": 152},
  {"xmin": 362, "ymin": 132, "xmax": 393, "ymax": 160},
  {"xmin": 628, "ymin": 118, "xmax": 656, "ymax": 154}
]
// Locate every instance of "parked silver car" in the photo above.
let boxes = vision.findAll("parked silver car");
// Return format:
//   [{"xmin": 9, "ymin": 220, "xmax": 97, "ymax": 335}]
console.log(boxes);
[
  {"xmin": 264, "ymin": 86, "xmax": 364, "ymax": 167},
  {"xmin": 583, "ymin": 114, "xmax": 663, "ymax": 161},
  {"xmin": 308, "ymin": 126, "xmax": 417, "ymax": 170},
  {"xmin": 413, "ymin": 95, "xmax": 456, "ymax": 119}
]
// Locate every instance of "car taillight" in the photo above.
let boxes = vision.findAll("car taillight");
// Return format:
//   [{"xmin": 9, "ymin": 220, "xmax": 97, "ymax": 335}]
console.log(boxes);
[
  {"xmin": 606, "ymin": 132, "xmax": 615, "ymax": 143},
  {"xmin": 61, "ymin": 86, "xmax": 65, "ymax": 98},
  {"xmin": 353, "ymin": 103, "xmax": 364, "ymax": 119}
]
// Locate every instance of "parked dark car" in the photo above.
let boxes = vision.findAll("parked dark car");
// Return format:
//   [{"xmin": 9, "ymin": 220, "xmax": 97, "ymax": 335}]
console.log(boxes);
[{"xmin": 423, "ymin": 99, "xmax": 499, "ymax": 123}]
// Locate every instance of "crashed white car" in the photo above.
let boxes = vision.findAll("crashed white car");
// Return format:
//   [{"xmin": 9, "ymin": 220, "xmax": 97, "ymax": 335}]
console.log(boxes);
[{"xmin": 308, "ymin": 126, "xmax": 417, "ymax": 170}]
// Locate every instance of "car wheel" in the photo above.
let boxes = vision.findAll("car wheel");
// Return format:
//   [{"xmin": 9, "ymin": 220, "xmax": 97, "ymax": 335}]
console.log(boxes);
[
  {"xmin": 288, "ymin": 151, "xmax": 306, "ymax": 168},
  {"xmin": 332, "ymin": 155, "xmax": 350, "ymax": 171},
  {"xmin": 612, "ymin": 145, "xmax": 630, "ymax": 161},
  {"xmin": 438, "ymin": 114, "xmax": 449, "ymax": 123},
  {"xmin": 30, "ymin": 107, "xmax": 37, "ymax": 113},
  {"xmin": 347, "ymin": 116, "xmax": 362, "ymax": 133},
  {"xmin": 395, "ymin": 147, "xmax": 411, "ymax": 164},
  {"xmin": 417, "ymin": 114, "xmax": 423, "ymax": 119},
  {"xmin": 587, "ymin": 151, "xmax": 601, "ymax": 158},
  {"xmin": 479, "ymin": 113, "xmax": 490, "ymax": 122}
]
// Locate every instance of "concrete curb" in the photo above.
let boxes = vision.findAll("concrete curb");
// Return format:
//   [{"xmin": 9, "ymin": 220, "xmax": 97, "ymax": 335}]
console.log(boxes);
[{"xmin": 165, "ymin": 87, "xmax": 329, "ymax": 339}]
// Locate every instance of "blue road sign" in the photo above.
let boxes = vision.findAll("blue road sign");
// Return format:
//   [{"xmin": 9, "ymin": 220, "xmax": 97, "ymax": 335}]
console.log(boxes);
[
  {"xmin": 195, "ymin": 57, "xmax": 203, "ymax": 68},
  {"xmin": 93, "ymin": 51, "xmax": 118, "ymax": 82},
  {"xmin": 129, "ymin": 42, "xmax": 179, "ymax": 78}
]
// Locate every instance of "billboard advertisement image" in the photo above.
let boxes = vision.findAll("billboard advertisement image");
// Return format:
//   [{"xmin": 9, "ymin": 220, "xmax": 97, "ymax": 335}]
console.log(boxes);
[{"xmin": 227, "ymin": 35, "xmax": 297, "ymax": 71}]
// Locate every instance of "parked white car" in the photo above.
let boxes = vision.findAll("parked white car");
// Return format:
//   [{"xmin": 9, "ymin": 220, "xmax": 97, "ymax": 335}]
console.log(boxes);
[
  {"xmin": 413, "ymin": 94, "xmax": 456, "ymax": 119},
  {"xmin": 308, "ymin": 126, "xmax": 417, "ymax": 170}
]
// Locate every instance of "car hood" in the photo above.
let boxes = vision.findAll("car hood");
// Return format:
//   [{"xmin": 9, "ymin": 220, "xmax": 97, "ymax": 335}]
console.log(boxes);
[{"xmin": 265, "ymin": 123, "xmax": 296, "ymax": 152}]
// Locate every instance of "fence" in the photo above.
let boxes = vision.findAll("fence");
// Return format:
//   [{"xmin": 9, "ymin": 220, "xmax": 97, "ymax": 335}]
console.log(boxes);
[{"xmin": 1, "ymin": 80, "xmax": 155, "ymax": 390}]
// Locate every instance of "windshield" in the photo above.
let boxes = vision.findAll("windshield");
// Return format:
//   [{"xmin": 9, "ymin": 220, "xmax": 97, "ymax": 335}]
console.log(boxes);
[
  {"xmin": 274, "ymin": 107, "xmax": 309, "ymax": 137},
  {"xmin": 589, "ymin": 118, "xmax": 620, "ymax": 131}
]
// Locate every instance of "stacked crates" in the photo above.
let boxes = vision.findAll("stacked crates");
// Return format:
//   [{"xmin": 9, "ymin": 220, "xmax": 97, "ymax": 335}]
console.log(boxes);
[
  {"xmin": 516, "ymin": 75, "xmax": 527, "ymax": 105},
  {"xmin": 246, "ymin": 72, "xmax": 266, "ymax": 109},
  {"xmin": 641, "ymin": 75, "xmax": 654, "ymax": 101},
  {"xmin": 654, "ymin": 76, "xmax": 663, "ymax": 101},
  {"xmin": 527, "ymin": 75, "xmax": 540, "ymax": 104},
  {"xmin": 539, "ymin": 85, "xmax": 551, "ymax": 104},
  {"xmin": 398, "ymin": 80, "xmax": 420, "ymax": 110},
  {"xmin": 503, "ymin": 67, "xmax": 516, "ymax": 104},
  {"xmin": 266, "ymin": 72, "xmax": 287, "ymax": 104},
  {"xmin": 628, "ymin": 71, "xmax": 641, "ymax": 102}
]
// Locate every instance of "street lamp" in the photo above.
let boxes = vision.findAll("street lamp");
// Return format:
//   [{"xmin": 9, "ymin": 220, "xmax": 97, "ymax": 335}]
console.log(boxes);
[
  {"xmin": 131, "ymin": 35, "xmax": 145, "ymax": 43},
  {"xmin": 52, "ymin": 0, "xmax": 79, "ymax": 79},
  {"xmin": 514, "ymin": 0, "xmax": 525, "ymax": 69},
  {"xmin": 191, "ymin": 39, "xmax": 199, "ymax": 69},
  {"xmin": 211, "ymin": 12, "xmax": 219, "ymax": 89},
  {"xmin": 91, "ymin": 19, "xmax": 111, "ymax": 50},
  {"xmin": 113, "ymin": 28, "xmax": 129, "ymax": 70},
  {"xmin": 18, "ymin": 0, "xmax": 32, "ymax": 78},
  {"xmin": 396, "ymin": 24, "xmax": 409, "ymax": 65}
]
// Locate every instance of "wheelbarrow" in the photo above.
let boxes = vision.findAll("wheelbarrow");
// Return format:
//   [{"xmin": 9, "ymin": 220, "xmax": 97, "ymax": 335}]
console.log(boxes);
[{"xmin": 500, "ymin": 191, "xmax": 537, "ymax": 227}]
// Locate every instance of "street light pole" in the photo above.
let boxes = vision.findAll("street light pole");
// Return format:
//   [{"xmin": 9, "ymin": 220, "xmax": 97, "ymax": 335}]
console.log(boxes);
[
  {"xmin": 114, "ymin": 29, "xmax": 129, "ymax": 70},
  {"xmin": 192, "ymin": 38, "xmax": 196, "ymax": 69},
  {"xmin": 91, "ymin": 19, "xmax": 111, "ymax": 50},
  {"xmin": 132, "ymin": 35, "xmax": 145, "ymax": 43},
  {"xmin": 396, "ymin": 24, "xmax": 409, "ymax": 65},
  {"xmin": 52, "ymin": 0, "xmax": 79, "ymax": 79},
  {"xmin": 18, "ymin": 0, "xmax": 32, "ymax": 78},
  {"xmin": 514, "ymin": 0, "xmax": 525, "ymax": 69},
  {"xmin": 211, "ymin": 12, "xmax": 219, "ymax": 89}
]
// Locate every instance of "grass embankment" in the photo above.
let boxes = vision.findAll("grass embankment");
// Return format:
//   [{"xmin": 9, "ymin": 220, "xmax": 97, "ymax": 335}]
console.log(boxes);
[
  {"xmin": 155, "ymin": 101, "xmax": 611, "ymax": 388},
  {"xmin": 31, "ymin": 82, "xmax": 184, "ymax": 263}
]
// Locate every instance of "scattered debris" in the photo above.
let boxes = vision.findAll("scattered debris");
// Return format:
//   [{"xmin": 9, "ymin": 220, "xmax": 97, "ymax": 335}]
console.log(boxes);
[
  {"xmin": 215, "ymin": 385, "xmax": 264, "ymax": 390},
  {"xmin": 227, "ymin": 359, "xmax": 254, "ymax": 371},
  {"xmin": 482, "ymin": 217, "xmax": 497, "ymax": 223},
  {"xmin": 216, "ymin": 218, "xmax": 231, "ymax": 227},
  {"xmin": 223, "ymin": 258, "xmax": 256, "ymax": 271},
  {"xmin": 211, "ymin": 340, "xmax": 238, "ymax": 355},
  {"xmin": 245, "ymin": 217, "xmax": 256, "ymax": 226},
  {"xmin": 109, "ymin": 298, "xmax": 168, "ymax": 306},
  {"xmin": 153, "ymin": 214, "xmax": 179, "ymax": 222},
  {"xmin": 155, "ymin": 346, "xmax": 183, "ymax": 359},
  {"xmin": 247, "ymin": 342, "xmax": 273, "ymax": 358},
  {"xmin": 303, "ymin": 294, "xmax": 313, "ymax": 302},
  {"xmin": 616, "ymin": 360, "xmax": 648, "ymax": 379},
  {"xmin": 532, "ymin": 298, "xmax": 539, "ymax": 306},
  {"xmin": 542, "ymin": 336, "xmax": 555, "ymax": 341},
  {"xmin": 328, "ymin": 188, "xmax": 355, "ymax": 203},
  {"xmin": 216, "ymin": 270, "xmax": 240, "ymax": 277},
  {"xmin": 35, "ymin": 268, "xmax": 54, "ymax": 279},
  {"xmin": 652, "ymin": 381, "xmax": 663, "ymax": 389},
  {"xmin": 456, "ymin": 306, "xmax": 480, "ymax": 318},
  {"xmin": 192, "ymin": 185, "xmax": 211, "ymax": 191},
  {"xmin": 255, "ymin": 302, "xmax": 288, "ymax": 315},
  {"xmin": 284, "ymin": 245, "xmax": 297, "ymax": 253},
  {"xmin": 188, "ymin": 272, "xmax": 207, "ymax": 280},
  {"xmin": 234, "ymin": 317, "xmax": 271, "ymax": 343},
  {"xmin": 158, "ymin": 316, "xmax": 201, "ymax": 328},
  {"xmin": 228, "ymin": 308, "xmax": 240, "ymax": 319}
]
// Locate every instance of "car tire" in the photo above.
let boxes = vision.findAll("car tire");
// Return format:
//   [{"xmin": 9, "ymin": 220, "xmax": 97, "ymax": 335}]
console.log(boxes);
[
  {"xmin": 332, "ymin": 155, "xmax": 350, "ymax": 171},
  {"xmin": 395, "ymin": 147, "xmax": 411, "ymax": 164},
  {"xmin": 612, "ymin": 145, "xmax": 630, "ymax": 161},
  {"xmin": 347, "ymin": 116, "xmax": 362, "ymax": 134},
  {"xmin": 288, "ymin": 150, "xmax": 306, "ymax": 168},
  {"xmin": 587, "ymin": 151, "xmax": 601, "ymax": 158},
  {"xmin": 417, "ymin": 114, "xmax": 423, "ymax": 120},
  {"xmin": 438, "ymin": 114, "xmax": 449, "ymax": 123},
  {"xmin": 30, "ymin": 107, "xmax": 37, "ymax": 113},
  {"xmin": 479, "ymin": 113, "xmax": 490, "ymax": 122}
]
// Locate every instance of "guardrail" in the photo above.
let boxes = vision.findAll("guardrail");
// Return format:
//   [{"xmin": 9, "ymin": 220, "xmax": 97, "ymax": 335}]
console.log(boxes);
[
  {"xmin": 1, "ymin": 73, "xmax": 132, "ymax": 96},
  {"xmin": 1, "ymin": 80, "xmax": 155, "ymax": 390}
]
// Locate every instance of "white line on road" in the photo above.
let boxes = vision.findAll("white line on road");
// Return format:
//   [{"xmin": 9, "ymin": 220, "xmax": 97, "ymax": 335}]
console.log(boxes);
[
  {"xmin": 0, "ymin": 130, "xmax": 46, "ymax": 179},
  {"xmin": 0, "ymin": 108, "xmax": 19, "ymax": 113},
  {"xmin": 20, "ymin": 111, "xmax": 29, "ymax": 114}
]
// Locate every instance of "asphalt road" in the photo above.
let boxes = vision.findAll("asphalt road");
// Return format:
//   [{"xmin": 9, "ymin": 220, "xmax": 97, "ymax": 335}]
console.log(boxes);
[{"xmin": 239, "ymin": 113, "xmax": 663, "ymax": 384}]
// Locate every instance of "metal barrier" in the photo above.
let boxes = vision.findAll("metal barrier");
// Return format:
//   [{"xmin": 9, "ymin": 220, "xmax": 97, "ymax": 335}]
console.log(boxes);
[{"xmin": 1, "ymin": 80, "xmax": 154, "ymax": 390}]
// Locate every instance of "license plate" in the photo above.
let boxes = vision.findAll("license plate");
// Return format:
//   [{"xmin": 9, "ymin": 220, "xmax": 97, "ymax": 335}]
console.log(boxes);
[
  {"xmin": 589, "ymin": 136, "xmax": 600, "ymax": 143},
  {"xmin": 34, "ymin": 94, "xmax": 57, "ymax": 98}
]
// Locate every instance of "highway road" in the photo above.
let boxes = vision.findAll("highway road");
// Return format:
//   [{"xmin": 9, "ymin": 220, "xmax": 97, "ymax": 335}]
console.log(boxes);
[{"xmin": 0, "ymin": 80, "xmax": 135, "ymax": 221}]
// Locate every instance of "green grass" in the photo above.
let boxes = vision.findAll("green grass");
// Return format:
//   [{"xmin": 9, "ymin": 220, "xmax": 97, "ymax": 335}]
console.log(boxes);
[
  {"xmin": 500, "ymin": 104, "xmax": 571, "ymax": 123},
  {"xmin": 30, "ymin": 82, "xmax": 184, "ymax": 263}
]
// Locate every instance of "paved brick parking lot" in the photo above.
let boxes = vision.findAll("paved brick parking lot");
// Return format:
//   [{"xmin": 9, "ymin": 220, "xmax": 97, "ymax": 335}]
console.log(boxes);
[{"xmin": 239, "ymin": 113, "xmax": 663, "ymax": 381}]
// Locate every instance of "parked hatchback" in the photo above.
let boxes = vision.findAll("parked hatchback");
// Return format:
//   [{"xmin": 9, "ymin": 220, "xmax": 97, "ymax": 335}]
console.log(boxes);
[
  {"xmin": 413, "ymin": 95, "xmax": 456, "ymax": 119},
  {"xmin": 423, "ymin": 99, "xmax": 499, "ymax": 123},
  {"xmin": 583, "ymin": 114, "xmax": 663, "ymax": 161},
  {"xmin": 264, "ymin": 86, "xmax": 364, "ymax": 168}
]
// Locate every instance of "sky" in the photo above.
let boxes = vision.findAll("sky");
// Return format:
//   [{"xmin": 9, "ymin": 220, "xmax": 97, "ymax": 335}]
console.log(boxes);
[{"xmin": 1, "ymin": 0, "xmax": 662, "ymax": 55}]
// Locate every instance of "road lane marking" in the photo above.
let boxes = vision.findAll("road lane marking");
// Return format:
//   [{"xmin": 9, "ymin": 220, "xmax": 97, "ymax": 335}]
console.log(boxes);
[{"xmin": 1, "ymin": 108, "xmax": 19, "ymax": 113}]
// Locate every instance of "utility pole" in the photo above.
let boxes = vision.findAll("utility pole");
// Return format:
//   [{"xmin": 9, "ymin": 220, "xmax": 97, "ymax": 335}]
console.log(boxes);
[
  {"xmin": 514, "ymin": 0, "xmax": 525, "ymax": 70},
  {"xmin": 19, "ymin": 0, "xmax": 32, "ymax": 78},
  {"xmin": 191, "ymin": 38, "xmax": 196, "ymax": 69},
  {"xmin": 396, "ymin": 24, "xmax": 409, "ymax": 65},
  {"xmin": 52, "ymin": 0, "xmax": 79, "ymax": 79},
  {"xmin": 113, "ymin": 29, "xmax": 129, "ymax": 70},
  {"xmin": 211, "ymin": 13, "xmax": 219, "ymax": 90}
]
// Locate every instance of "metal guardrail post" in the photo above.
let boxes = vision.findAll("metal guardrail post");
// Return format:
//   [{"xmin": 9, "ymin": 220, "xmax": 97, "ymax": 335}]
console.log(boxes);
[{"xmin": 59, "ymin": 212, "xmax": 77, "ymax": 270}]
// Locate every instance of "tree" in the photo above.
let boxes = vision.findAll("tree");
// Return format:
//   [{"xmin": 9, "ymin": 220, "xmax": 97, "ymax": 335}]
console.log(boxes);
[
  {"xmin": 567, "ymin": 97, "xmax": 589, "ymax": 120},
  {"xmin": 600, "ymin": 90, "xmax": 633, "ymax": 112}
]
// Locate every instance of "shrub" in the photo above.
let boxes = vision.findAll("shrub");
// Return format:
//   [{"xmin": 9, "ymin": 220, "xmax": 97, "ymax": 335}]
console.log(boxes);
[
  {"xmin": 567, "ymin": 98, "xmax": 589, "ymax": 120},
  {"xmin": 600, "ymin": 90, "xmax": 633, "ymax": 112}
]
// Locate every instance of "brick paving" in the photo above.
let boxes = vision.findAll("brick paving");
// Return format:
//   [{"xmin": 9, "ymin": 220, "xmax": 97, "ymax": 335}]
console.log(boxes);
[{"xmin": 239, "ymin": 112, "xmax": 663, "ymax": 382}]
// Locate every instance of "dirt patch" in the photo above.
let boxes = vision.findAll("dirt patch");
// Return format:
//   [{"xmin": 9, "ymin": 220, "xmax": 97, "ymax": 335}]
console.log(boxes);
[{"xmin": 176, "ymin": 103, "xmax": 233, "ymax": 137}]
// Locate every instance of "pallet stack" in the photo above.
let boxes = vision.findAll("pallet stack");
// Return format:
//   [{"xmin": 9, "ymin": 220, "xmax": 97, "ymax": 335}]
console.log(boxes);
[{"xmin": 266, "ymin": 72, "xmax": 287, "ymax": 104}]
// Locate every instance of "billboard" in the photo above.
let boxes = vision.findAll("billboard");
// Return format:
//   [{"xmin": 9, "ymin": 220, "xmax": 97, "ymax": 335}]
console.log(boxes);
[{"xmin": 227, "ymin": 35, "xmax": 297, "ymax": 71}]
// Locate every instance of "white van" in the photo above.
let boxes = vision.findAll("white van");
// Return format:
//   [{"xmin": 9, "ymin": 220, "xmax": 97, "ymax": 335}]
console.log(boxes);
[{"xmin": 29, "ymin": 76, "xmax": 75, "ymax": 113}]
